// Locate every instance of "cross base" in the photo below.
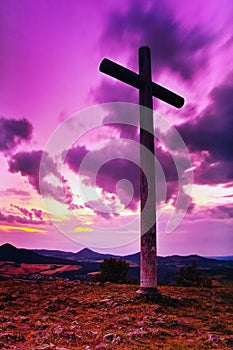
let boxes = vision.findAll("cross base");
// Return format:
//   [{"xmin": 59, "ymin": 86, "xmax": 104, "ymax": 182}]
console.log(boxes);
[{"xmin": 136, "ymin": 287, "xmax": 161, "ymax": 299}]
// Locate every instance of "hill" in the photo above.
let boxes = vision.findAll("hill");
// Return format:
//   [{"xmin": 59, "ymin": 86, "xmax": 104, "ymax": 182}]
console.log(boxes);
[
  {"xmin": 34, "ymin": 247, "xmax": 122, "ymax": 261},
  {"xmin": 0, "ymin": 243, "xmax": 79, "ymax": 265},
  {"xmin": 1, "ymin": 244, "xmax": 233, "ymax": 285}
]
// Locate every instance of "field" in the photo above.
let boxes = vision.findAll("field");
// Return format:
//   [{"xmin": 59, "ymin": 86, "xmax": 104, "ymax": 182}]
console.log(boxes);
[
  {"xmin": 0, "ymin": 262, "xmax": 81, "ymax": 279},
  {"xmin": 0, "ymin": 280, "xmax": 233, "ymax": 349}
]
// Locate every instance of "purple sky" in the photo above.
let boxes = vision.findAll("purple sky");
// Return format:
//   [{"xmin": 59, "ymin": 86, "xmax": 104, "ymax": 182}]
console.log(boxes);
[{"xmin": 0, "ymin": 0, "xmax": 232, "ymax": 256}]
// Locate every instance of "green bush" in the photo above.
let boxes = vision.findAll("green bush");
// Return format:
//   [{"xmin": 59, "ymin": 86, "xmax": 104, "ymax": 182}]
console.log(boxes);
[
  {"xmin": 175, "ymin": 261, "xmax": 212, "ymax": 287},
  {"xmin": 94, "ymin": 257, "xmax": 130, "ymax": 283}
]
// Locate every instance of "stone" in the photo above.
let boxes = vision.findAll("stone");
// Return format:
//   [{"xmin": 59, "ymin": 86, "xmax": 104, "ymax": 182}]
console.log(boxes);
[
  {"xmin": 103, "ymin": 333, "xmax": 115, "ymax": 342},
  {"xmin": 36, "ymin": 345, "xmax": 50, "ymax": 350},
  {"xmin": 0, "ymin": 333, "xmax": 26, "ymax": 342},
  {"xmin": 52, "ymin": 325, "xmax": 64, "ymax": 336},
  {"xmin": 209, "ymin": 334, "xmax": 220, "ymax": 342}
]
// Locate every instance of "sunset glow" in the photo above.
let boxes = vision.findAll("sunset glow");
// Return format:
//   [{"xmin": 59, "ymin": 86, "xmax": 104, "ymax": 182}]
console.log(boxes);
[{"xmin": 0, "ymin": 0, "xmax": 232, "ymax": 255}]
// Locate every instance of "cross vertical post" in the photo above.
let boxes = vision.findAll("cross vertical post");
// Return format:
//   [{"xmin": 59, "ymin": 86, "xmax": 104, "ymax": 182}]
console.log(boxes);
[{"xmin": 137, "ymin": 46, "xmax": 158, "ymax": 295}]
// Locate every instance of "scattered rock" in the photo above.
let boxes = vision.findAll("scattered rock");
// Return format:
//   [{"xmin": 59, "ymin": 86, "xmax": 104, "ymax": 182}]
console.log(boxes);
[
  {"xmin": 96, "ymin": 282, "xmax": 105, "ymax": 287},
  {"xmin": 112, "ymin": 335, "xmax": 122, "ymax": 344},
  {"xmin": 36, "ymin": 345, "xmax": 50, "ymax": 350},
  {"xmin": 103, "ymin": 333, "xmax": 122, "ymax": 344},
  {"xmin": 62, "ymin": 331, "xmax": 79, "ymax": 339},
  {"xmin": 88, "ymin": 331, "xmax": 99, "ymax": 337},
  {"xmin": 95, "ymin": 342, "xmax": 107, "ymax": 349},
  {"xmin": 0, "ymin": 316, "xmax": 10, "ymax": 322},
  {"xmin": 6, "ymin": 321, "xmax": 16, "ymax": 329},
  {"xmin": 127, "ymin": 327, "xmax": 146, "ymax": 337},
  {"xmin": 131, "ymin": 327, "xmax": 145, "ymax": 335},
  {"xmin": 100, "ymin": 298, "xmax": 111, "ymax": 303},
  {"xmin": 52, "ymin": 325, "xmax": 64, "ymax": 336},
  {"xmin": 19, "ymin": 316, "xmax": 30, "ymax": 322},
  {"xmin": 103, "ymin": 333, "xmax": 115, "ymax": 342},
  {"xmin": 209, "ymin": 334, "xmax": 220, "ymax": 342},
  {"xmin": 36, "ymin": 331, "xmax": 47, "ymax": 339},
  {"xmin": 0, "ymin": 333, "xmax": 25, "ymax": 342}
]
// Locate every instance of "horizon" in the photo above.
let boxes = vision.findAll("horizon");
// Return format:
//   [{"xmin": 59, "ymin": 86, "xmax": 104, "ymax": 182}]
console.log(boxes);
[
  {"xmin": 0, "ymin": 0, "xmax": 232, "ymax": 257},
  {"xmin": 1, "ymin": 242, "xmax": 232, "ymax": 259}
]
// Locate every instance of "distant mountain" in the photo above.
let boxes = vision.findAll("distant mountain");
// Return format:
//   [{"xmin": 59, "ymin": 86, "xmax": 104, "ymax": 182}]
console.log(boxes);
[
  {"xmin": 206, "ymin": 256, "xmax": 233, "ymax": 261},
  {"xmin": 73, "ymin": 248, "xmax": 120, "ymax": 261},
  {"xmin": 34, "ymin": 247, "xmax": 123, "ymax": 262},
  {"xmin": 33, "ymin": 248, "xmax": 76, "ymax": 260},
  {"xmin": 0, "ymin": 243, "xmax": 79, "ymax": 265},
  {"xmin": 1, "ymin": 244, "xmax": 233, "ymax": 285}
]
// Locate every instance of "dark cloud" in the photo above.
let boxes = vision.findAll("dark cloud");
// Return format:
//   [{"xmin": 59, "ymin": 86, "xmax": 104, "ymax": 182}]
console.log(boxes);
[
  {"xmin": 177, "ymin": 77, "xmax": 233, "ymax": 184},
  {"xmin": 11, "ymin": 205, "xmax": 33, "ymax": 219},
  {"xmin": 194, "ymin": 156, "xmax": 232, "ymax": 185},
  {"xmin": 64, "ymin": 146, "xmax": 88, "ymax": 174},
  {"xmin": 101, "ymin": 1, "xmax": 212, "ymax": 81},
  {"xmin": 85, "ymin": 199, "xmax": 121, "ymax": 220},
  {"xmin": 178, "ymin": 82, "xmax": 233, "ymax": 162},
  {"xmin": 10, "ymin": 205, "xmax": 46, "ymax": 222},
  {"xmin": 65, "ymin": 140, "xmax": 191, "ymax": 217},
  {"xmin": 0, "ymin": 117, "xmax": 33, "ymax": 152},
  {"xmin": 205, "ymin": 204, "xmax": 233, "ymax": 219},
  {"xmin": 31, "ymin": 208, "xmax": 44, "ymax": 220},
  {"xmin": 65, "ymin": 144, "xmax": 140, "ymax": 212},
  {"xmin": 8, "ymin": 150, "xmax": 77, "ymax": 209},
  {"xmin": 0, "ymin": 188, "xmax": 31, "ymax": 198},
  {"xmin": 8, "ymin": 150, "xmax": 50, "ymax": 191},
  {"xmin": 0, "ymin": 207, "xmax": 46, "ymax": 225}
]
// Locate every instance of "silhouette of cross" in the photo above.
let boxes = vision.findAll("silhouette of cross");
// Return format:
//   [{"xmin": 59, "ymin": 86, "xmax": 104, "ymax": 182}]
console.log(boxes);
[{"xmin": 99, "ymin": 46, "xmax": 184, "ymax": 296}]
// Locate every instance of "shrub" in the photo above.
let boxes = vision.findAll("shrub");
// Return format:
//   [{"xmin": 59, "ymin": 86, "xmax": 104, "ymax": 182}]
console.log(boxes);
[
  {"xmin": 93, "ymin": 257, "xmax": 130, "ymax": 283},
  {"xmin": 175, "ymin": 261, "xmax": 212, "ymax": 287}
]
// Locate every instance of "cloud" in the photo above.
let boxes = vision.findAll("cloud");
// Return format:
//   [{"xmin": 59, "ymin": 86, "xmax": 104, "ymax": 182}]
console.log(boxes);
[
  {"xmin": 10, "ymin": 205, "xmax": 46, "ymax": 222},
  {"xmin": 65, "ymin": 143, "xmax": 140, "ymax": 212},
  {"xmin": 8, "ymin": 150, "xmax": 77, "ymax": 209},
  {"xmin": 100, "ymin": 1, "xmax": 213, "ymax": 80},
  {"xmin": 0, "ymin": 117, "xmax": 32, "ymax": 152},
  {"xmin": 0, "ymin": 188, "xmax": 31, "ymax": 198},
  {"xmin": 65, "ymin": 138, "xmax": 191, "ymax": 217},
  {"xmin": 178, "ymin": 80, "xmax": 233, "ymax": 161},
  {"xmin": 85, "ymin": 199, "xmax": 121, "ymax": 220},
  {"xmin": 9, "ymin": 150, "xmax": 48, "ymax": 191},
  {"xmin": 178, "ymin": 77, "xmax": 233, "ymax": 184},
  {"xmin": 206, "ymin": 204, "xmax": 233, "ymax": 219},
  {"xmin": 0, "ymin": 208, "xmax": 45, "ymax": 226}
]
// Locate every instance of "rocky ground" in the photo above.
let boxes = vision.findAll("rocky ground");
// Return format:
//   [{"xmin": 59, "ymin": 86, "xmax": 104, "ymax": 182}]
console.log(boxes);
[{"xmin": 0, "ymin": 280, "xmax": 233, "ymax": 349}]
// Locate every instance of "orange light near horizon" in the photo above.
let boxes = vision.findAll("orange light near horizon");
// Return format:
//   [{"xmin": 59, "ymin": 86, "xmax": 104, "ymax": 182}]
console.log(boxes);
[
  {"xmin": 0, "ymin": 225, "xmax": 46, "ymax": 233},
  {"xmin": 74, "ymin": 227, "xmax": 93, "ymax": 233}
]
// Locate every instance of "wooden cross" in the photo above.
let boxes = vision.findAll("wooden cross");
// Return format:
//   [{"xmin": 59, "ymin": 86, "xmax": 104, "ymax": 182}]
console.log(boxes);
[{"xmin": 99, "ymin": 46, "xmax": 184, "ymax": 296}]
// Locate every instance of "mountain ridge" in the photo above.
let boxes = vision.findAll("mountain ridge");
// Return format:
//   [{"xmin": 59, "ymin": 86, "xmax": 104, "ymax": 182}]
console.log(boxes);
[
  {"xmin": 0, "ymin": 243, "xmax": 233, "ymax": 284},
  {"xmin": 0, "ymin": 243, "xmax": 80, "ymax": 265}
]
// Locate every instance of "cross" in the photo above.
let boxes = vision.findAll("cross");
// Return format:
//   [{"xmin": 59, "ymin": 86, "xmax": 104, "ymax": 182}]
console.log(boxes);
[{"xmin": 99, "ymin": 46, "xmax": 184, "ymax": 296}]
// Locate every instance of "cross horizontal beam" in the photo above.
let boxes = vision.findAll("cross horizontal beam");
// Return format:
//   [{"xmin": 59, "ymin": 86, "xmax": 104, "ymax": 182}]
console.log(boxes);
[{"xmin": 99, "ymin": 58, "xmax": 184, "ymax": 109}]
